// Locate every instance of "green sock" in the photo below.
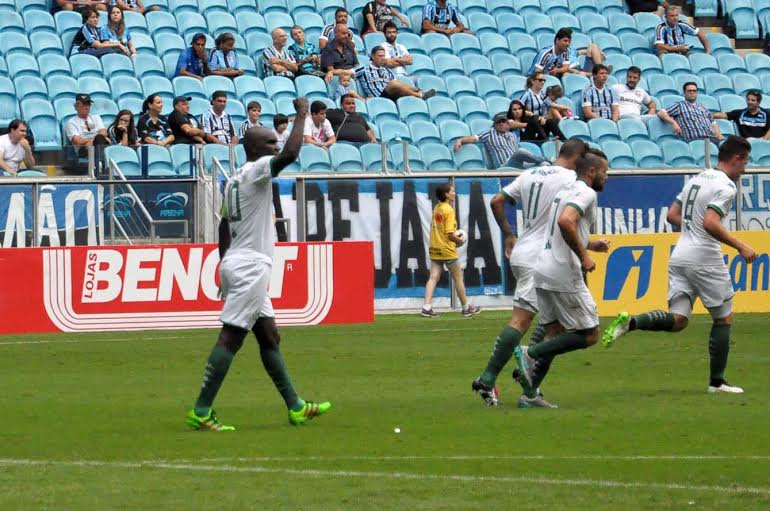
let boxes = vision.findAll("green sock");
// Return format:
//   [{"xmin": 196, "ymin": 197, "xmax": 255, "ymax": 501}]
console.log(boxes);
[
  {"xmin": 260, "ymin": 347, "xmax": 303, "ymax": 411},
  {"xmin": 528, "ymin": 332, "xmax": 588, "ymax": 360},
  {"xmin": 708, "ymin": 324, "xmax": 731, "ymax": 382},
  {"xmin": 529, "ymin": 322, "xmax": 546, "ymax": 346},
  {"xmin": 631, "ymin": 310, "xmax": 675, "ymax": 331},
  {"xmin": 480, "ymin": 326, "xmax": 523, "ymax": 386},
  {"xmin": 194, "ymin": 345, "xmax": 235, "ymax": 417}
]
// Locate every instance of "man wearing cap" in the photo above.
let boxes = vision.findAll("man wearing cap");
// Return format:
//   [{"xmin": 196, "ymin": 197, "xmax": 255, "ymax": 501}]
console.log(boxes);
[
  {"xmin": 65, "ymin": 93, "xmax": 110, "ymax": 154},
  {"xmin": 168, "ymin": 96, "xmax": 205, "ymax": 145},
  {"xmin": 453, "ymin": 113, "xmax": 548, "ymax": 169},
  {"xmin": 200, "ymin": 91, "xmax": 238, "ymax": 145},
  {"xmin": 175, "ymin": 33, "xmax": 211, "ymax": 79}
]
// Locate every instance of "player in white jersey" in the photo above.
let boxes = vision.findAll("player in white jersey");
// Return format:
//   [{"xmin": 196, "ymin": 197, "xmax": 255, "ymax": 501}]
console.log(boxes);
[
  {"xmin": 603, "ymin": 136, "xmax": 757, "ymax": 394},
  {"xmin": 186, "ymin": 97, "xmax": 331, "ymax": 431},
  {"xmin": 472, "ymin": 139, "xmax": 588, "ymax": 408},
  {"xmin": 515, "ymin": 149, "xmax": 611, "ymax": 400}
]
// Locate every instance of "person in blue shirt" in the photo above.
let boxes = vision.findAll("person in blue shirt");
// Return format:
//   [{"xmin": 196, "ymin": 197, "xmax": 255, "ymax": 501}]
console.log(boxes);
[
  {"xmin": 111, "ymin": 0, "xmax": 160, "ymax": 13},
  {"xmin": 528, "ymin": 27, "xmax": 608, "ymax": 78},
  {"xmin": 421, "ymin": 0, "xmax": 470, "ymax": 35},
  {"xmin": 175, "ymin": 33, "xmax": 211, "ymax": 79},
  {"xmin": 100, "ymin": 5, "xmax": 136, "ymax": 58},
  {"xmin": 208, "ymin": 32, "xmax": 243, "ymax": 78}
]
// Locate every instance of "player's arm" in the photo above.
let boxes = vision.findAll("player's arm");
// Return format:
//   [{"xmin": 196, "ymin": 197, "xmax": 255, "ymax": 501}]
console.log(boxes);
[
  {"xmin": 703, "ymin": 208, "xmax": 757, "ymax": 263},
  {"xmin": 558, "ymin": 204, "xmax": 595, "ymax": 272},
  {"xmin": 218, "ymin": 218, "xmax": 231, "ymax": 258},
  {"xmin": 271, "ymin": 97, "xmax": 308, "ymax": 176},
  {"xmin": 490, "ymin": 193, "xmax": 516, "ymax": 257},
  {"xmin": 667, "ymin": 199, "xmax": 682, "ymax": 227}
]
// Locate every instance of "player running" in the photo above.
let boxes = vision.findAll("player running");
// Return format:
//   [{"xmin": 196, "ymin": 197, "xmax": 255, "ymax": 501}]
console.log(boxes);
[
  {"xmin": 603, "ymin": 135, "xmax": 756, "ymax": 394},
  {"xmin": 186, "ymin": 97, "xmax": 331, "ymax": 431},
  {"xmin": 472, "ymin": 139, "xmax": 588, "ymax": 408},
  {"xmin": 515, "ymin": 149, "xmax": 611, "ymax": 400}
]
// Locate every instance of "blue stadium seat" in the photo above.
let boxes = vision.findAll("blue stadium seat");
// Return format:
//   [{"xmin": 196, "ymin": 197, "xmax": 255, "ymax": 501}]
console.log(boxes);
[
  {"xmin": 368, "ymin": 97, "xmax": 400, "ymax": 124},
  {"xmin": 173, "ymin": 76, "xmax": 207, "ymax": 100},
  {"xmin": 749, "ymin": 139, "xmax": 770, "ymax": 165},
  {"xmin": 246, "ymin": 32, "xmax": 273, "ymax": 57},
  {"xmin": 406, "ymin": 54, "xmax": 436, "ymax": 77},
  {"xmin": 208, "ymin": 11, "xmax": 239, "ymax": 36},
  {"xmin": 422, "ymin": 143, "xmax": 457, "ymax": 170},
  {"xmin": 461, "ymin": 54, "xmax": 493, "ymax": 78},
  {"xmin": 478, "ymin": 32, "xmax": 509, "ymax": 59},
  {"xmin": 648, "ymin": 74, "xmax": 679, "ymax": 97},
  {"xmin": 46, "ymin": 75, "xmax": 77, "ymax": 102},
  {"xmin": 661, "ymin": 53, "xmax": 691, "ymax": 77},
  {"xmin": 299, "ymin": 145, "xmax": 332, "ymax": 171},
  {"xmin": 591, "ymin": 32, "xmax": 621, "ymax": 56},
  {"xmin": 745, "ymin": 52, "xmax": 770, "ymax": 75},
  {"xmin": 28, "ymin": 115, "xmax": 62, "ymax": 151},
  {"xmin": 0, "ymin": 77, "xmax": 19, "ymax": 126},
  {"xmin": 0, "ymin": 12, "xmax": 25, "ymax": 35},
  {"xmin": 264, "ymin": 76, "xmax": 296, "ymax": 101},
  {"xmin": 674, "ymin": 73, "xmax": 704, "ymax": 91},
  {"xmin": 225, "ymin": 98, "xmax": 246, "ymax": 126},
  {"xmin": 170, "ymin": 143, "xmax": 196, "ymax": 175},
  {"xmin": 646, "ymin": 116, "xmax": 677, "ymax": 142},
  {"xmin": 689, "ymin": 139, "xmax": 719, "ymax": 166},
  {"xmin": 620, "ymin": 33, "xmax": 652, "ymax": 56},
  {"xmin": 634, "ymin": 12, "xmax": 661, "ymax": 40},
  {"xmin": 631, "ymin": 139, "xmax": 664, "ymax": 167},
  {"xmin": 258, "ymin": 0, "xmax": 288, "ymax": 14},
  {"xmin": 329, "ymin": 143, "xmax": 363, "ymax": 171},
  {"xmin": 705, "ymin": 33, "xmax": 734, "ymax": 56},
  {"xmin": 118, "ymin": 97, "xmax": 144, "ymax": 115},
  {"xmin": 141, "ymin": 76, "xmax": 175, "ymax": 107},
  {"xmin": 1, "ymin": 32, "xmax": 32, "ymax": 57},
  {"xmin": 486, "ymin": 0, "xmax": 516, "ymax": 17},
  {"xmin": 490, "ymin": 54, "xmax": 521, "ymax": 81},
  {"xmin": 695, "ymin": 0, "xmax": 718, "ymax": 16},
  {"xmin": 525, "ymin": 13, "xmax": 554, "ymax": 39},
  {"xmin": 605, "ymin": 54, "xmax": 632, "ymax": 80},
  {"xmin": 264, "ymin": 12, "xmax": 294, "ymax": 34},
  {"xmin": 495, "ymin": 12, "xmax": 526, "ymax": 37},
  {"xmin": 17, "ymin": 0, "xmax": 48, "ymax": 15},
  {"xmin": 77, "ymin": 76, "xmax": 111, "ymax": 101},
  {"xmin": 274, "ymin": 96, "xmax": 300, "ymax": 116},
  {"xmin": 602, "ymin": 140, "xmax": 635, "ymax": 168},
  {"xmin": 98, "ymin": 54, "xmax": 134, "ymax": 81},
  {"xmin": 515, "ymin": 0, "xmax": 542, "ymax": 16},
  {"xmin": 468, "ymin": 13, "xmax": 498, "ymax": 36},
  {"xmin": 507, "ymin": 33, "xmax": 537, "ymax": 54},
  {"xmin": 203, "ymin": 143, "xmax": 233, "ymax": 171},
  {"xmin": 597, "ymin": 0, "xmax": 625, "ymax": 14},
  {"xmin": 428, "ymin": 96, "xmax": 461, "ymax": 123},
  {"xmin": 364, "ymin": 32, "xmax": 386, "ymax": 53},
  {"xmin": 397, "ymin": 96, "xmax": 431, "ymax": 124},
  {"xmin": 562, "ymin": 73, "xmax": 590, "ymax": 106},
  {"xmin": 703, "ymin": 73, "xmax": 734, "ymax": 97},
  {"xmin": 417, "ymin": 76, "xmax": 448, "ymax": 98},
  {"xmin": 134, "ymin": 54, "xmax": 167, "ymax": 79},
  {"xmin": 659, "ymin": 94, "xmax": 684, "ymax": 109},
  {"xmin": 579, "ymin": 12, "xmax": 609, "ymax": 37},
  {"xmin": 699, "ymin": 93, "xmax": 720, "ymax": 113},
  {"xmin": 390, "ymin": 143, "xmax": 425, "ymax": 171},
  {"xmin": 139, "ymin": 145, "xmax": 175, "ymax": 176},
  {"xmin": 662, "ymin": 139, "xmax": 696, "ymax": 166},
  {"xmin": 608, "ymin": 12, "xmax": 637, "ymax": 36},
  {"xmin": 254, "ymin": 98, "xmax": 276, "ymax": 125},
  {"xmin": 177, "ymin": 12, "xmax": 208, "ymax": 42},
  {"xmin": 91, "ymin": 97, "xmax": 119, "ymax": 126},
  {"xmin": 287, "ymin": 0, "xmax": 314, "ymax": 17},
  {"xmin": 632, "ymin": 53, "xmax": 663, "ymax": 75},
  {"xmin": 719, "ymin": 94, "xmax": 746, "ymax": 112},
  {"xmin": 146, "ymin": 10, "xmax": 178, "ymax": 35},
  {"xmin": 717, "ymin": 53, "xmax": 747, "ymax": 78},
  {"xmin": 543, "ymin": 0, "xmax": 570, "ymax": 15},
  {"xmin": 70, "ymin": 54, "xmax": 103, "ymax": 79},
  {"xmin": 453, "ymin": 143, "xmax": 486, "ymax": 169},
  {"xmin": 552, "ymin": 13, "xmax": 580, "ymax": 31},
  {"xmin": 588, "ymin": 118, "xmax": 621, "ymax": 144},
  {"xmin": 474, "ymin": 75, "xmax": 506, "ymax": 100},
  {"xmin": 560, "ymin": 119, "xmax": 591, "ymax": 141},
  {"xmin": 293, "ymin": 75, "xmax": 326, "ymax": 102},
  {"xmin": 732, "ymin": 73, "xmax": 762, "ymax": 96},
  {"xmin": 458, "ymin": 0, "xmax": 487, "ymax": 15},
  {"xmin": 7, "ymin": 53, "xmax": 39, "ymax": 79},
  {"xmin": 111, "ymin": 76, "xmax": 144, "ymax": 102},
  {"xmin": 617, "ymin": 117, "xmax": 649, "ymax": 143},
  {"xmin": 123, "ymin": 10, "xmax": 149, "ymax": 36},
  {"xmin": 503, "ymin": 74, "xmax": 528, "ymax": 98},
  {"xmin": 421, "ymin": 33, "xmax": 452, "ymax": 57},
  {"xmin": 410, "ymin": 120, "xmax": 442, "ymax": 146},
  {"xmin": 439, "ymin": 119, "xmax": 471, "ymax": 144},
  {"xmin": 34, "ymin": 54, "xmax": 68, "ymax": 82},
  {"xmin": 569, "ymin": 0, "xmax": 599, "ymax": 15},
  {"xmin": 451, "ymin": 33, "xmax": 482, "ymax": 57},
  {"xmin": 689, "ymin": 53, "xmax": 719, "ymax": 75},
  {"xmin": 485, "ymin": 97, "xmax": 510, "ymax": 118},
  {"xmin": 30, "ymin": 31, "xmax": 64, "ymax": 58},
  {"xmin": 237, "ymin": 11, "xmax": 268, "ymax": 38},
  {"xmin": 457, "ymin": 96, "xmax": 489, "ymax": 123},
  {"xmin": 434, "ymin": 54, "xmax": 465, "ymax": 78},
  {"xmin": 55, "ymin": 10, "xmax": 81, "ymax": 37},
  {"xmin": 360, "ymin": 142, "xmax": 391, "ymax": 171},
  {"xmin": 469, "ymin": 118, "xmax": 492, "ymax": 136},
  {"xmin": 105, "ymin": 146, "xmax": 141, "ymax": 176},
  {"xmin": 730, "ymin": 9, "xmax": 760, "ymax": 40}
]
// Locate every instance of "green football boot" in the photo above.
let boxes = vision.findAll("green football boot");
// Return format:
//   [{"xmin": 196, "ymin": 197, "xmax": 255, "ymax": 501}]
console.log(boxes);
[
  {"xmin": 602, "ymin": 311, "xmax": 630, "ymax": 349},
  {"xmin": 185, "ymin": 409, "xmax": 235, "ymax": 431},
  {"xmin": 288, "ymin": 401, "xmax": 332, "ymax": 425}
]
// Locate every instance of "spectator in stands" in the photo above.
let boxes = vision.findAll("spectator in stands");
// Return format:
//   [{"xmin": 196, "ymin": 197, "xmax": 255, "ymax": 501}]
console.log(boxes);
[
  {"xmin": 612, "ymin": 66, "xmax": 657, "ymax": 121},
  {"xmin": 327, "ymin": 94, "xmax": 378, "ymax": 144},
  {"xmin": 628, "ymin": 0, "xmax": 669, "ymax": 14},
  {"xmin": 111, "ymin": 0, "xmax": 160, "ymax": 13},
  {"xmin": 320, "ymin": 8, "xmax": 356, "ymax": 50},
  {"xmin": 168, "ymin": 96, "xmax": 205, "ymax": 145},
  {"xmin": 273, "ymin": 114, "xmax": 290, "ymax": 150},
  {"xmin": 201, "ymin": 91, "xmax": 238, "ymax": 145},
  {"xmin": 582, "ymin": 64, "xmax": 619, "ymax": 121},
  {"xmin": 453, "ymin": 113, "xmax": 548, "ymax": 169},
  {"xmin": 356, "ymin": 46, "xmax": 436, "ymax": 101},
  {"xmin": 544, "ymin": 84, "xmax": 572, "ymax": 121},
  {"xmin": 239, "ymin": 101, "xmax": 264, "ymax": 138},
  {"xmin": 381, "ymin": 22, "xmax": 412, "ymax": 77},
  {"xmin": 108, "ymin": 110, "xmax": 139, "ymax": 146},
  {"xmin": 334, "ymin": 74, "xmax": 363, "ymax": 102},
  {"xmin": 0, "ymin": 120, "xmax": 36, "ymax": 176},
  {"xmin": 519, "ymin": 73, "xmax": 564, "ymax": 140},
  {"xmin": 303, "ymin": 101, "xmax": 336, "ymax": 149},
  {"xmin": 263, "ymin": 28, "xmax": 298, "ymax": 79},
  {"xmin": 655, "ymin": 5, "xmax": 711, "ymax": 56},
  {"xmin": 101, "ymin": 6, "xmax": 137, "ymax": 58},
  {"xmin": 137, "ymin": 94, "xmax": 173, "ymax": 146},
  {"xmin": 422, "ymin": 0, "xmax": 470, "ymax": 35},
  {"xmin": 71, "ymin": 8, "xmax": 123, "ymax": 57},
  {"xmin": 289, "ymin": 26, "xmax": 323, "ymax": 77},
  {"xmin": 321, "ymin": 24, "xmax": 360, "ymax": 83},
  {"xmin": 361, "ymin": 0, "xmax": 410, "ymax": 36},
  {"xmin": 65, "ymin": 94, "xmax": 110, "ymax": 150},
  {"xmin": 53, "ymin": 0, "xmax": 106, "ymax": 13},
  {"xmin": 208, "ymin": 33, "xmax": 244, "ymax": 78},
  {"xmin": 175, "ymin": 33, "xmax": 210, "ymax": 80},
  {"xmin": 713, "ymin": 90, "xmax": 770, "ymax": 140},
  {"xmin": 528, "ymin": 28, "xmax": 609, "ymax": 78},
  {"xmin": 658, "ymin": 82, "xmax": 723, "ymax": 142},
  {"xmin": 507, "ymin": 98, "xmax": 564, "ymax": 142}
]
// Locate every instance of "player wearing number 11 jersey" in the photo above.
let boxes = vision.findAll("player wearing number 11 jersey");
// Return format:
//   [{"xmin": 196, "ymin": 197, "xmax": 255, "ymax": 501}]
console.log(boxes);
[
  {"xmin": 472, "ymin": 139, "xmax": 587, "ymax": 408},
  {"xmin": 603, "ymin": 136, "xmax": 757, "ymax": 394}
]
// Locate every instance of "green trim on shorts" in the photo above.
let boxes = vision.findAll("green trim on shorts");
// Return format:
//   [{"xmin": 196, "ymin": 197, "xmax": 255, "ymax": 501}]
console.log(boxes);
[
  {"xmin": 566, "ymin": 202, "xmax": 584, "ymax": 215},
  {"xmin": 707, "ymin": 204, "xmax": 725, "ymax": 218}
]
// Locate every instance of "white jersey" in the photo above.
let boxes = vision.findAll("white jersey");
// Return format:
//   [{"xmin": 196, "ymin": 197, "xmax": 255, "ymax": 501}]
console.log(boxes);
[
  {"xmin": 223, "ymin": 155, "xmax": 276, "ymax": 261},
  {"xmin": 536, "ymin": 179, "xmax": 597, "ymax": 291},
  {"xmin": 501, "ymin": 165, "xmax": 576, "ymax": 268},
  {"xmin": 612, "ymin": 83, "xmax": 652, "ymax": 118},
  {"xmin": 670, "ymin": 168, "xmax": 736, "ymax": 267}
]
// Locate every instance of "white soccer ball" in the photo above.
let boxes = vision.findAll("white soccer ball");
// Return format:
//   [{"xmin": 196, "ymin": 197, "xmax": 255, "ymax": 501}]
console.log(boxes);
[{"xmin": 454, "ymin": 229, "xmax": 467, "ymax": 243}]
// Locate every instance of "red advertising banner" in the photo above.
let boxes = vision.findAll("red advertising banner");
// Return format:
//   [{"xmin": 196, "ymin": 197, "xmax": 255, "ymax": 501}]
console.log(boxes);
[{"xmin": 0, "ymin": 242, "xmax": 374, "ymax": 335}]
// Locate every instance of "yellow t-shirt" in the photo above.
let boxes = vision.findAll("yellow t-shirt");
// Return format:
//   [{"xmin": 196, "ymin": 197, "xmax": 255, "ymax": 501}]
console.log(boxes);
[{"xmin": 429, "ymin": 201, "xmax": 457, "ymax": 260}]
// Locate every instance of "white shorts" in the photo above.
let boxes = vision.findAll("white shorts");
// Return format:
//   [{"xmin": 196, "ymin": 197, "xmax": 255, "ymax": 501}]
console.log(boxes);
[
  {"xmin": 668, "ymin": 265, "xmax": 734, "ymax": 320},
  {"xmin": 535, "ymin": 283, "xmax": 599, "ymax": 331},
  {"xmin": 219, "ymin": 254, "xmax": 274, "ymax": 330},
  {"xmin": 511, "ymin": 265, "xmax": 538, "ymax": 314}
]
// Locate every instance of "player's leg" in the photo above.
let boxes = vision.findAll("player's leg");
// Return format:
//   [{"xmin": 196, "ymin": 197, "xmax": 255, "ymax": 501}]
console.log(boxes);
[
  {"xmin": 447, "ymin": 260, "xmax": 480, "ymax": 316},
  {"xmin": 422, "ymin": 260, "xmax": 444, "ymax": 317}
]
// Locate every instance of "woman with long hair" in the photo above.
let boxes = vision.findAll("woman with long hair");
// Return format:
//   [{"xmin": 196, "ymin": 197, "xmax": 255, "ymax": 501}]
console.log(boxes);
[
  {"xmin": 70, "ymin": 7, "xmax": 121, "ymax": 57},
  {"xmin": 507, "ymin": 97, "xmax": 564, "ymax": 142},
  {"xmin": 108, "ymin": 110, "xmax": 139, "ymax": 146},
  {"xmin": 101, "ymin": 5, "xmax": 136, "ymax": 58},
  {"xmin": 136, "ymin": 94, "xmax": 174, "ymax": 146},
  {"xmin": 208, "ymin": 32, "xmax": 243, "ymax": 78}
]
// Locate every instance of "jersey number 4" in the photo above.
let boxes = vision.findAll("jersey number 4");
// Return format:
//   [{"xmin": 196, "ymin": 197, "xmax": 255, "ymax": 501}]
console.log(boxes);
[{"xmin": 226, "ymin": 181, "xmax": 242, "ymax": 222}]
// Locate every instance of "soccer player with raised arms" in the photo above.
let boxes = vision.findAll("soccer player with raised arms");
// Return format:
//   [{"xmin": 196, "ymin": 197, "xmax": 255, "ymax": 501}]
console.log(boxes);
[
  {"xmin": 603, "ymin": 135, "xmax": 757, "ymax": 394},
  {"xmin": 186, "ymin": 97, "xmax": 331, "ymax": 431},
  {"xmin": 515, "ymin": 149, "xmax": 611, "ymax": 399},
  {"xmin": 471, "ymin": 139, "xmax": 588, "ymax": 408}
]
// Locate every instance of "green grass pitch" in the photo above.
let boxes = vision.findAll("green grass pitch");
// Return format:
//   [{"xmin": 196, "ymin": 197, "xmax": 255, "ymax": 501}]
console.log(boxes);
[{"xmin": 1, "ymin": 312, "xmax": 768, "ymax": 510}]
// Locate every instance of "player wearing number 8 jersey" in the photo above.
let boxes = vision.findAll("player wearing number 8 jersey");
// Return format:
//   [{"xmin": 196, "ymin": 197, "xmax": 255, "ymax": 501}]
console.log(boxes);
[
  {"xmin": 185, "ymin": 97, "xmax": 331, "ymax": 431},
  {"xmin": 471, "ymin": 139, "xmax": 587, "ymax": 408},
  {"xmin": 603, "ymin": 136, "xmax": 757, "ymax": 394}
]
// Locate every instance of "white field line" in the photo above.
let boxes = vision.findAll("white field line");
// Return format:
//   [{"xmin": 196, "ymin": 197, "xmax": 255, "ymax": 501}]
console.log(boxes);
[
  {"xmin": 193, "ymin": 454, "xmax": 770, "ymax": 463},
  {"xmin": 0, "ymin": 336, "xmax": 181, "ymax": 346},
  {"xmin": 0, "ymin": 458, "xmax": 768, "ymax": 496}
]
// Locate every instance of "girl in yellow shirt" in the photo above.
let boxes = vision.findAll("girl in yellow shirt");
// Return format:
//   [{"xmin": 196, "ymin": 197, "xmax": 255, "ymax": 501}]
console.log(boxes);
[{"xmin": 422, "ymin": 183, "xmax": 481, "ymax": 318}]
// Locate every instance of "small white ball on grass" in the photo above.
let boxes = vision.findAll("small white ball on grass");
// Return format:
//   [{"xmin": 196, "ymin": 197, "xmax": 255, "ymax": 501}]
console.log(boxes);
[{"xmin": 394, "ymin": 427, "xmax": 401, "ymax": 434}]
